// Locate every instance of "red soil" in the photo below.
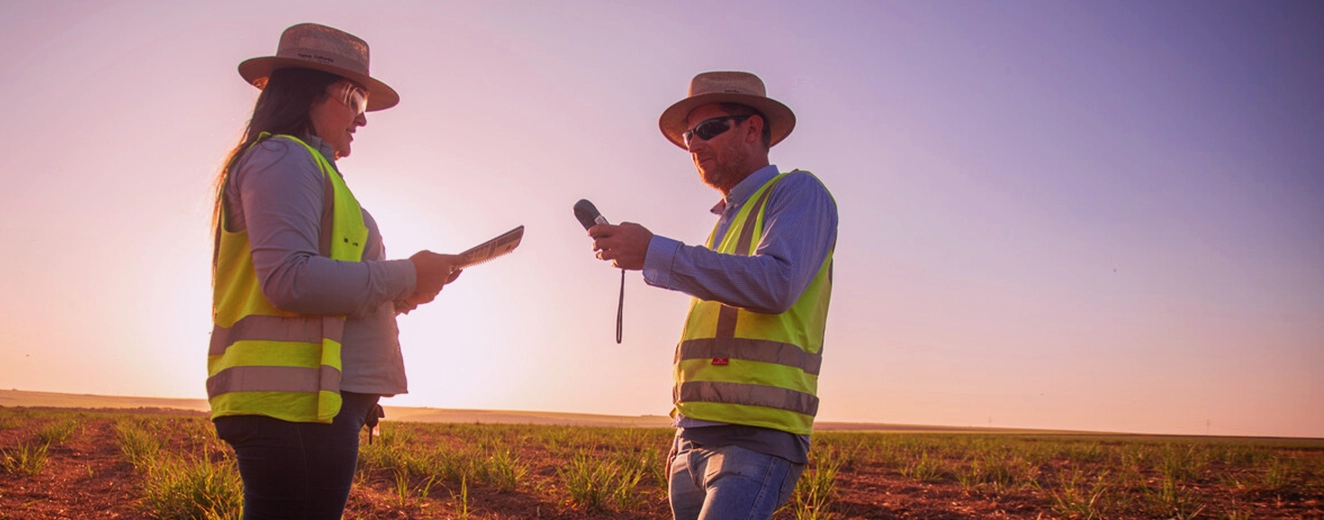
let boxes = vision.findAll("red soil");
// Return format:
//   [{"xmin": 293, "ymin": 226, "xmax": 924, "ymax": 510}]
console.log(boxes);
[{"xmin": 2, "ymin": 410, "xmax": 1321, "ymax": 519}]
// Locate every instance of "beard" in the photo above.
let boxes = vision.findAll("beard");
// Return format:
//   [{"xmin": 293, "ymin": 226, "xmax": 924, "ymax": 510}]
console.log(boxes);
[{"xmin": 698, "ymin": 148, "xmax": 753, "ymax": 193}]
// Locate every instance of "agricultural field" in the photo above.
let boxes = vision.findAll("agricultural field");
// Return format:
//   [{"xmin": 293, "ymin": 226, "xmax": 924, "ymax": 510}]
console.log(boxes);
[{"xmin": 1, "ymin": 406, "xmax": 1321, "ymax": 519}]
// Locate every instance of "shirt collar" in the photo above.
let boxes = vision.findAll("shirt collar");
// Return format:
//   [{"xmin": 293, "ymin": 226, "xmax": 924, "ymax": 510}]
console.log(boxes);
[
  {"xmin": 300, "ymin": 134, "xmax": 339, "ymax": 169},
  {"xmin": 710, "ymin": 164, "xmax": 780, "ymax": 215}
]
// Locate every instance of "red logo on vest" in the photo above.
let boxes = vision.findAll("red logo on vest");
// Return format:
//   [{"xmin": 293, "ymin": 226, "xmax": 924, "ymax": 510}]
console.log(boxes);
[{"xmin": 711, "ymin": 358, "xmax": 729, "ymax": 366}]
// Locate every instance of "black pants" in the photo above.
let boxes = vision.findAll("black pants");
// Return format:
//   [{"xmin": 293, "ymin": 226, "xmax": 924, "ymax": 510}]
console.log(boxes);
[{"xmin": 214, "ymin": 392, "xmax": 380, "ymax": 520}]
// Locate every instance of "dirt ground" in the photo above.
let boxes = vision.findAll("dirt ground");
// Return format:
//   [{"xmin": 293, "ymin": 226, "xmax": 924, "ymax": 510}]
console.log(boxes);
[
  {"xmin": 2, "ymin": 410, "xmax": 1322, "ymax": 519},
  {"xmin": 0, "ymin": 418, "xmax": 142, "ymax": 519}
]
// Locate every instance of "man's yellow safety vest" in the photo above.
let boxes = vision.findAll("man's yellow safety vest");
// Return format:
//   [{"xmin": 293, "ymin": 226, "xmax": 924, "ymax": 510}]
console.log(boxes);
[
  {"xmin": 672, "ymin": 172, "xmax": 834, "ymax": 436},
  {"xmin": 207, "ymin": 134, "xmax": 369, "ymax": 424}
]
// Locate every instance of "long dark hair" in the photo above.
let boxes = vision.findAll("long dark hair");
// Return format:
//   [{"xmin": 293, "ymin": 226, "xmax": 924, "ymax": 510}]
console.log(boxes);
[{"xmin": 211, "ymin": 67, "xmax": 343, "ymax": 235}]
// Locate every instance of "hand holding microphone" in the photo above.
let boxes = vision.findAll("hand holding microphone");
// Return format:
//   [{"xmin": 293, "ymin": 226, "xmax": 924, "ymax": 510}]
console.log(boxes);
[
  {"xmin": 575, "ymin": 199, "xmax": 653, "ymax": 271},
  {"xmin": 575, "ymin": 199, "xmax": 653, "ymax": 344}
]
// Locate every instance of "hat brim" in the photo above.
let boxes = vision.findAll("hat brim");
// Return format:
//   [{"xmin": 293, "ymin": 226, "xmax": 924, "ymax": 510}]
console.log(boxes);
[
  {"xmin": 659, "ymin": 93, "xmax": 795, "ymax": 150},
  {"xmin": 238, "ymin": 56, "xmax": 399, "ymax": 111}
]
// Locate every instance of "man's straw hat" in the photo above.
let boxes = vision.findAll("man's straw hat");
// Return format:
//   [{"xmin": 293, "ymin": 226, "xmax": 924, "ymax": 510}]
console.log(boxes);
[
  {"xmin": 238, "ymin": 23, "xmax": 399, "ymax": 111},
  {"xmin": 659, "ymin": 71, "xmax": 795, "ymax": 149}
]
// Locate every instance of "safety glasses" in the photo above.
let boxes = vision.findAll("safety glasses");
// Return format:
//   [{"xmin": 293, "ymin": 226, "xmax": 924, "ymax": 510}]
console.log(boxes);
[
  {"xmin": 682, "ymin": 115, "xmax": 751, "ymax": 147},
  {"xmin": 330, "ymin": 81, "xmax": 369, "ymax": 116}
]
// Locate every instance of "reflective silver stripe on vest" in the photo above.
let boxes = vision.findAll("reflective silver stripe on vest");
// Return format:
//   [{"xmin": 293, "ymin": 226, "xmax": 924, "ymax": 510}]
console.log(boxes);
[
  {"xmin": 209, "ymin": 315, "xmax": 344, "ymax": 356},
  {"xmin": 206, "ymin": 365, "xmax": 341, "ymax": 396},
  {"xmin": 734, "ymin": 182, "xmax": 776, "ymax": 255},
  {"xmin": 713, "ymin": 177, "xmax": 781, "ymax": 339},
  {"xmin": 679, "ymin": 338, "xmax": 823, "ymax": 375},
  {"xmin": 676, "ymin": 381, "xmax": 819, "ymax": 417}
]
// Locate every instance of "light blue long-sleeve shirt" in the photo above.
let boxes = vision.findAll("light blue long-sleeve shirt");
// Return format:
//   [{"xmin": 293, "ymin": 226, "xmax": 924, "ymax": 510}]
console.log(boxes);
[{"xmin": 643, "ymin": 165, "xmax": 838, "ymax": 314}]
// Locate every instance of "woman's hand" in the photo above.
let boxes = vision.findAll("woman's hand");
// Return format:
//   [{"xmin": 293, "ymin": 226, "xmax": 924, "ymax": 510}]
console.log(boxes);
[{"xmin": 407, "ymin": 251, "xmax": 464, "ymax": 307}]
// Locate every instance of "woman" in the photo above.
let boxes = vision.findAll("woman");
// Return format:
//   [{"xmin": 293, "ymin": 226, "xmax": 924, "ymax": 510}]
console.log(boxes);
[{"xmin": 208, "ymin": 23, "xmax": 459, "ymax": 519}]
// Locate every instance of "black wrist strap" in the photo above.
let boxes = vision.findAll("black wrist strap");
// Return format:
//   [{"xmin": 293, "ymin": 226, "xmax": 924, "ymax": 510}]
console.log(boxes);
[{"xmin": 616, "ymin": 269, "xmax": 625, "ymax": 344}]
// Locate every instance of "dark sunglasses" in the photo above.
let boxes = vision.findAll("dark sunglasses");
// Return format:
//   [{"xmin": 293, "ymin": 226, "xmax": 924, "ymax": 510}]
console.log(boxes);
[{"xmin": 682, "ymin": 115, "xmax": 751, "ymax": 147}]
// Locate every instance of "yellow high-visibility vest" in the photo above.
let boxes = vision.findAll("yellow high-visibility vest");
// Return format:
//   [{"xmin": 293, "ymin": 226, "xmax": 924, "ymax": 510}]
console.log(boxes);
[
  {"xmin": 207, "ymin": 134, "xmax": 369, "ymax": 424},
  {"xmin": 673, "ymin": 172, "xmax": 834, "ymax": 436}
]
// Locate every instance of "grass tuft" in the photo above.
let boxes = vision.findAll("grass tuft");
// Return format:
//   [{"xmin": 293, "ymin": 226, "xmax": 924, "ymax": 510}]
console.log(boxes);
[
  {"xmin": 139, "ymin": 454, "xmax": 243, "ymax": 520},
  {"xmin": 115, "ymin": 418, "xmax": 242, "ymax": 520},
  {"xmin": 558, "ymin": 450, "xmax": 646, "ymax": 511},
  {"xmin": 1, "ymin": 440, "xmax": 50, "ymax": 476},
  {"xmin": 784, "ymin": 446, "xmax": 842, "ymax": 520},
  {"xmin": 116, "ymin": 419, "xmax": 166, "ymax": 471},
  {"xmin": 1047, "ymin": 467, "xmax": 1111, "ymax": 519},
  {"xmin": 36, "ymin": 419, "xmax": 80, "ymax": 445}
]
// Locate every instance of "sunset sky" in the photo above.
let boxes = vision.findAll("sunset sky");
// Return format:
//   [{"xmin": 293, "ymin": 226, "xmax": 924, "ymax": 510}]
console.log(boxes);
[{"xmin": 1, "ymin": 1, "xmax": 1320, "ymax": 438}]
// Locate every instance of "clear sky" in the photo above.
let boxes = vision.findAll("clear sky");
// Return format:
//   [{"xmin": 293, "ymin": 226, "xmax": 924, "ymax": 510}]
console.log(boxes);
[{"xmin": 1, "ymin": 1, "xmax": 1321, "ymax": 438}]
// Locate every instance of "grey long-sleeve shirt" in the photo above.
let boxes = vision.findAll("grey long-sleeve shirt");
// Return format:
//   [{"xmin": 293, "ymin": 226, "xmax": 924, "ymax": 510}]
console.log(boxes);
[{"xmin": 223, "ymin": 135, "xmax": 416, "ymax": 395}]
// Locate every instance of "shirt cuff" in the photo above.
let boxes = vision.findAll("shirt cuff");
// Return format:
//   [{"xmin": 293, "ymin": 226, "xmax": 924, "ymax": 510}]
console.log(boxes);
[{"xmin": 642, "ymin": 235, "xmax": 682, "ymax": 289}]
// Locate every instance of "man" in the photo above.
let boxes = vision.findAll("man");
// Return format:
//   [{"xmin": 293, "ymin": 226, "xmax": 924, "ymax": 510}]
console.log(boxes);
[{"xmin": 588, "ymin": 71, "xmax": 838, "ymax": 519}]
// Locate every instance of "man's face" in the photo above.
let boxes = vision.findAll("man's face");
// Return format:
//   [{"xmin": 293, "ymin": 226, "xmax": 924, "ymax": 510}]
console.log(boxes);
[{"xmin": 684, "ymin": 103, "xmax": 753, "ymax": 193}]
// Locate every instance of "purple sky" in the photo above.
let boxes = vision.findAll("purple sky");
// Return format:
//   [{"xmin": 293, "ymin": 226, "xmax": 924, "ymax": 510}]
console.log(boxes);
[{"xmin": 1, "ymin": 1, "xmax": 1320, "ymax": 437}]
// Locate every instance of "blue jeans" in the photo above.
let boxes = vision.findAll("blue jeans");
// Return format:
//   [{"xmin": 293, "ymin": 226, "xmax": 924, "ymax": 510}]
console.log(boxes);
[
  {"xmin": 668, "ymin": 435, "xmax": 806, "ymax": 520},
  {"xmin": 213, "ymin": 392, "xmax": 379, "ymax": 520}
]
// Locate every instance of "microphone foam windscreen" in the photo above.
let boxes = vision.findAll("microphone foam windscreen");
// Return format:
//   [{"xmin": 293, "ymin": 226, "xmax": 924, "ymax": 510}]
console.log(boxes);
[{"xmin": 573, "ymin": 199, "xmax": 602, "ymax": 230}]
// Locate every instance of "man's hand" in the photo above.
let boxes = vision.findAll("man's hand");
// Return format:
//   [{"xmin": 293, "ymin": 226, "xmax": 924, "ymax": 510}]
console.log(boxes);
[
  {"xmin": 407, "ymin": 251, "xmax": 464, "ymax": 307},
  {"xmin": 589, "ymin": 222, "xmax": 653, "ymax": 271}
]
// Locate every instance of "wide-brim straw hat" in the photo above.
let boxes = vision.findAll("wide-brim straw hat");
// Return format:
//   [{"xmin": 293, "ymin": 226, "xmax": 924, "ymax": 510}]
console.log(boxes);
[
  {"xmin": 659, "ymin": 71, "xmax": 795, "ymax": 149},
  {"xmin": 238, "ymin": 23, "xmax": 399, "ymax": 111}
]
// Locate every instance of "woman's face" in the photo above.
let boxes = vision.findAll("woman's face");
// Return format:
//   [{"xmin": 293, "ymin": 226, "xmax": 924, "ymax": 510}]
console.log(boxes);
[{"xmin": 310, "ymin": 80, "xmax": 368, "ymax": 159}]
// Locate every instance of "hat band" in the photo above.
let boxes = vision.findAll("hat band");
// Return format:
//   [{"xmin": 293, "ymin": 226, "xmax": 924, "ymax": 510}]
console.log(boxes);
[{"xmin": 276, "ymin": 46, "xmax": 369, "ymax": 74}]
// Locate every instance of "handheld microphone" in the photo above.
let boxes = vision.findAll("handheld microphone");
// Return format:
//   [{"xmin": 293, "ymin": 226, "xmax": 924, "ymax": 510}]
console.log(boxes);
[
  {"xmin": 574, "ymin": 199, "xmax": 610, "ymax": 230},
  {"xmin": 573, "ymin": 198, "xmax": 624, "ymax": 344}
]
